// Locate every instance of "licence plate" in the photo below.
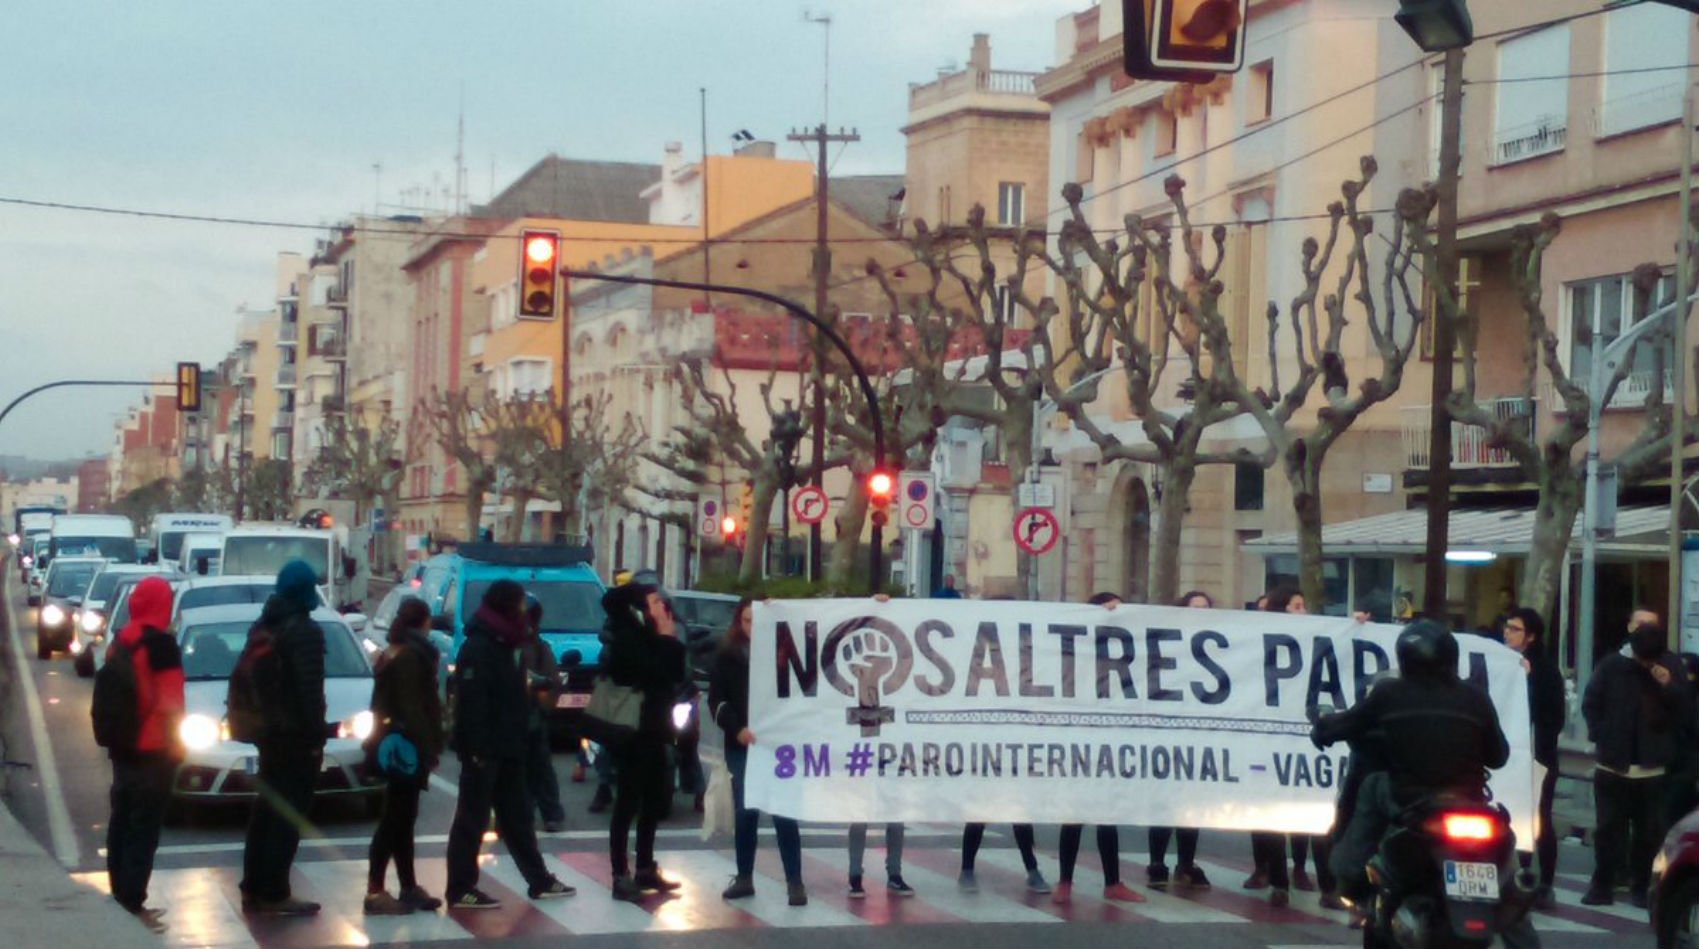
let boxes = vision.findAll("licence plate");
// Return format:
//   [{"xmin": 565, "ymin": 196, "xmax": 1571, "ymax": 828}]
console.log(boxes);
[
  {"xmin": 241, "ymin": 756, "xmax": 258, "ymax": 774},
  {"xmin": 1443, "ymin": 860, "xmax": 1499, "ymax": 900},
  {"xmin": 557, "ymin": 693, "xmax": 591, "ymax": 709}
]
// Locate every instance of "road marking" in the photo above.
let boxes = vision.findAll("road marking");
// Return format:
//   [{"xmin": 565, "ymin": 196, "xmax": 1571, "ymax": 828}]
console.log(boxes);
[
  {"xmin": 4, "ymin": 569, "xmax": 78, "ymax": 866},
  {"xmin": 151, "ymin": 827, "xmax": 959, "ymax": 857}
]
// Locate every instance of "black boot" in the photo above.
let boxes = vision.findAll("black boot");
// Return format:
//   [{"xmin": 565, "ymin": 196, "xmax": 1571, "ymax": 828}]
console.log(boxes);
[{"xmin": 588, "ymin": 785, "xmax": 613, "ymax": 813}]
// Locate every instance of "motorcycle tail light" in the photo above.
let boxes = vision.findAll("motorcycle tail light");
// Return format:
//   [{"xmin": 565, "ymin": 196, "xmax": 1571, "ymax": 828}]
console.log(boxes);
[{"xmin": 1439, "ymin": 813, "xmax": 1497, "ymax": 842}]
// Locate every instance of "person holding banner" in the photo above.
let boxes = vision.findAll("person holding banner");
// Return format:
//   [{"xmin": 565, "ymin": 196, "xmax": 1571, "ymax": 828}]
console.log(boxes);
[
  {"xmin": 709, "ymin": 598, "xmax": 807, "ymax": 907},
  {"xmin": 1501, "ymin": 608, "xmax": 1565, "ymax": 907},
  {"xmin": 1146, "ymin": 590, "xmax": 1216, "ymax": 891},
  {"xmin": 601, "ymin": 584, "xmax": 689, "ymax": 902}
]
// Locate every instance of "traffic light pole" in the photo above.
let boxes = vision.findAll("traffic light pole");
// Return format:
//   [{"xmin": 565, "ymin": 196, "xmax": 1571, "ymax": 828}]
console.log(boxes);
[
  {"xmin": 0, "ymin": 379, "xmax": 166, "ymax": 433},
  {"xmin": 1422, "ymin": 48, "xmax": 1464, "ymax": 624},
  {"xmin": 561, "ymin": 268, "xmax": 888, "ymax": 594}
]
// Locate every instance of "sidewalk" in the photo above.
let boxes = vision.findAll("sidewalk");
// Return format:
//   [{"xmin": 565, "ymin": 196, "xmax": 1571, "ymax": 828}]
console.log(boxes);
[{"xmin": 0, "ymin": 783, "xmax": 156, "ymax": 946}]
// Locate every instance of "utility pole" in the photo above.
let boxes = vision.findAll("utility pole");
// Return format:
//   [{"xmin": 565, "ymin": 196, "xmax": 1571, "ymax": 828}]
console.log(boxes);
[
  {"xmin": 1423, "ymin": 48, "xmax": 1465, "ymax": 624},
  {"xmin": 787, "ymin": 123, "xmax": 860, "ymax": 581}
]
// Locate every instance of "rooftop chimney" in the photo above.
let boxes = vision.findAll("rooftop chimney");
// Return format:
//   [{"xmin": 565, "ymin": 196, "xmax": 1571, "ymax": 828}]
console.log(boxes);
[{"xmin": 969, "ymin": 33, "xmax": 991, "ymax": 75}]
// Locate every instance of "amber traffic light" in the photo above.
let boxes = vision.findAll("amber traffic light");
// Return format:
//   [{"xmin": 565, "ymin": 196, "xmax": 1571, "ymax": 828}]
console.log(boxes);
[
  {"xmin": 176, "ymin": 362, "xmax": 202, "ymax": 413},
  {"xmin": 518, "ymin": 229, "xmax": 561, "ymax": 320},
  {"xmin": 1123, "ymin": 0, "xmax": 1249, "ymax": 83}
]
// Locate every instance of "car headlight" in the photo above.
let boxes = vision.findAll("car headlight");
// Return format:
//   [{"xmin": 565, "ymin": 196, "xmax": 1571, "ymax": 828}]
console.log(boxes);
[
  {"xmin": 20, "ymin": 555, "xmax": 31, "ymax": 568},
  {"xmin": 339, "ymin": 710, "xmax": 375, "ymax": 741},
  {"xmin": 672, "ymin": 701, "xmax": 694, "ymax": 732},
  {"xmin": 80, "ymin": 611, "xmax": 103, "ymax": 634},
  {"xmin": 68, "ymin": 638, "xmax": 83, "ymax": 655},
  {"xmin": 7, "ymin": 533, "xmax": 19, "ymax": 547},
  {"xmin": 178, "ymin": 714, "xmax": 220, "ymax": 752},
  {"xmin": 1654, "ymin": 848, "xmax": 1670, "ymax": 880},
  {"xmin": 41, "ymin": 604, "xmax": 65, "ymax": 626}
]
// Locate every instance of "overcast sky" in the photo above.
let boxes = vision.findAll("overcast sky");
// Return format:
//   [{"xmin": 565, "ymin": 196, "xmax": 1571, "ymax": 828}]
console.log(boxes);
[{"xmin": 0, "ymin": 0, "xmax": 1080, "ymax": 461}]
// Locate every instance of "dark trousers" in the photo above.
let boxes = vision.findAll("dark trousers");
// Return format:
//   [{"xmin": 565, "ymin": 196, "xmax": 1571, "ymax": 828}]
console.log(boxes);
[
  {"xmin": 525, "ymin": 727, "xmax": 565, "ymax": 824},
  {"xmin": 241, "ymin": 744, "xmax": 321, "ymax": 902},
  {"xmin": 1591, "ymin": 769, "xmax": 1666, "ymax": 894},
  {"xmin": 1250, "ymin": 833, "xmax": 1290, "ymax": 889},
  {"xmin": 368, "ymin": 776, "xmax": 422, "ymax": 892},
  {"xmin": 446, "ymin": 754, "xmax": 551, "ymax": 896},
  {"xmin": 1330, "ymin": 771, "xmax": 1396, "ymax": 902},
  {"xmin": 728, "ymin": 746, "xmax": 802, "ymax": 882},
  {"xmin": 962, "ymin": 823, "xmax": 1039, "ymax": 872},
  {"xmin": 107, "ymin": 753, "xmax": 174, "ymax": 912},
  {"xmin": 1147, "ymin": 826, "xmax": 1199, "ymax": 868},
  {"xmin": 609, "ymin": 740, "xmax": 669, "ymax": 877},
  {"xmin": 1058, "ymin": 824, "xmax": 1120, "ymax": 885},
  {"xmin": 1519, "ymin": 763, "xmax": 1560, "ymax": 887}
]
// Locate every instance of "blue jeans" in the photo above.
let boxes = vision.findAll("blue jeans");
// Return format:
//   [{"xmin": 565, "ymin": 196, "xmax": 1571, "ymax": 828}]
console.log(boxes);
[{"xmin": 727, "ymin": 745, "xmax": 802, "ymax": 883}]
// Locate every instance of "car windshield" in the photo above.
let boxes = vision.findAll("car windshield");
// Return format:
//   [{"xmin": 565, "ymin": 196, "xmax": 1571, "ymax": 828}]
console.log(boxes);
[
  {"xmin": 48, "ymin": 563, "xmax": 101, "ymax": 597},
  {"xmin": 181, "ymin": 619, "xmax": 368, "ymax": 681},
  {"xmin": 465, "ymin": 579, "xmax": 605, "ymax": 632},
  {"xmin": 157, "ymin": 531, "xmax": 188, "ymax": 562},
  {"xmin": 677, "ymin": 597, "xmax": 739, "ymax": 633},
  {"xmin": 54, "ymin": 536, "xmax": 137, "ymax": 562},
  {"xmin": 178, "ymin": 583, "xmax": 271, "ymax": 612},
  {"xmin": 86, "ymin": 571, "xmax": 127, "ymax": 603},
  {"xmin": 221, "ymin": 536, "xmax": 328, "ymax": 581}
]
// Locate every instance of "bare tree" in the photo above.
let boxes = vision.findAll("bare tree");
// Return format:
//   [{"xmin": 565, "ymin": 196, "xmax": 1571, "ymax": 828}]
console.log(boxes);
[
  {"xmin": 531, "ymin": 390, "xmax": 647, "ymax": 542},
  {"xmin": 247, "ymin": 459, "xmax": 293, "ymax": 521},
  {"xmin": 299, "ymin": 410, "xmax": 404, "ymax": 525},
  {"xmin": 414, "ymin": 387, "xmax": 537, "ymax": 542}
]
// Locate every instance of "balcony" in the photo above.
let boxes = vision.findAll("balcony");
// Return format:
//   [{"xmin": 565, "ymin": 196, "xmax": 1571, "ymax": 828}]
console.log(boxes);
[
  {"xmin": 1544, "ymin": 367, "xmax": 1674, "ymax": 414},
  {"xmin": 314, "ymin": 332, "xmax": 347, "ymax": 361},
  {"xmin": 273, "ymin": 410, "xmax": 294, "ymax": 430},
  {"xmin": 277, "ymin": 322, "xmax": 298, "ymax": 346},
  {"xmin": 276, "ymin": 364, "xmax": 297, "ymax": 388},
  {"xmin": 326, "ymin": 283, "xmax": 348, "ymax": 308},
  {"xmin": 1492, "ymin": 115, "xmax": 1567, "ymax": 166},
  {"xmin": 1402, "ymin": 396, "xmax": 1536, "ymax": 470},
  {"xmin": 321, "ymin": 394, "xmax": 346, "ymax": 415},
  {"xmin": 909, "ymin": 66, "xmax": 1041, "ymax": 111}
]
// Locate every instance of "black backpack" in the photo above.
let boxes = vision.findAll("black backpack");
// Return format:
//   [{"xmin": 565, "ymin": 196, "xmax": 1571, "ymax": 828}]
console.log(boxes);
[
  {"xmin": 226, "ymin": 623, "xmax": 287, "ymax": 743},
  {"xmin": 91, "ymin": 641, "xmax": 142, "ymax": 753}
]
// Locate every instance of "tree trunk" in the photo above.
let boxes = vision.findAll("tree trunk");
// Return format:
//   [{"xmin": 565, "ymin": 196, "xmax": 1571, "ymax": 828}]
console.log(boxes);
[
  {"xmin": 827, "ymin": 475, "xmax": 872, "ymax": 590},
  {"xmin": 1287, "ymin": 443, "xmax": 1328, "ymax": 612},
  {"xmin": 738, "ymin": 473, "xmax": 780, "ymax": 584},
  {"xmin": 1148, "ymin": 459, "xmax": 1198, "ymax": 605},
  {"xmin": 462, "ymin": 471, "xmax": 490, "ymax": 543},
  {"xmin": 505, "ymin": 489, "xmax": 533, "ymax": 543},
  {"xmin": 1003, "ymin": 407, "xmax": 1037, "ymax": 597},
  {"xmin": 1522, "ymin": 469, "xmax": 1583, "ymax": 631}
]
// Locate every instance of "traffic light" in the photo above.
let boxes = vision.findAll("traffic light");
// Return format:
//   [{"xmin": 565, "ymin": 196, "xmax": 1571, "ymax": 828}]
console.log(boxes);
[
  {"xmin": 867, "ymin": 470, "xmax": 896, "ymax": 528},
  {"xmin": 517, "ymin": 229, "xmax": 561, "ymax": 320},
  {"xmin": 1123, "ymin": 0, "xmax": 1249, "ymax": 83},
  {"xmin": 720, "ymin": 514, "xmax": 740, "ymax": 544},
  {"xmin": 176, "ymin": 362, "xmax": 202, "ymax": 413}
]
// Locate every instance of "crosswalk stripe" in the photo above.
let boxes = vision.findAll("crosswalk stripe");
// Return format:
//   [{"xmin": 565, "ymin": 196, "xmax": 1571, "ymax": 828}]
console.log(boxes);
[
  {"xmin": 295, "ymin": 860, "xmax": 472, "ymax": 942},
  {"xmin": 789, "ymin": 848, "xmax": 967, "ymax": 925},
  {"xmin": 433, "ymin": 857, "xmax": 569, "ymax": 941},
  {"xmin": 552, "ymin": 849, "xmax": 770, "ymax": 932},
  {"xmin": 905, "ymin": 845, "xmax": 1153, "ymax": 924},
  {"xmin": 805, "ymin": 842, "xmax": 1063, "ymax": 925},
  {"xmin": 973, "ymin": 846, "xmax": 1245, "ymax": 924},
  {"xmin": 663, "ymin": 848, "xmax": 866, "ymax": 927},
  {"xmin": 1546, "ymin": 876, "xmax": 1657, "ymax": 922},
  {"xmin": 505, "ymin": 853, "xmax": 659, "ymax": 935}
]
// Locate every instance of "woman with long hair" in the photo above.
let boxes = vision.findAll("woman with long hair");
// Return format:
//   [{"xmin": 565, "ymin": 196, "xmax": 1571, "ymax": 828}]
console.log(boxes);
[
  {"xmin": 364, "ymin": 598, "xmax": 445, "ymax": 915},
  {"xmin": 709, "ymin": 598, "xmax": 807, "ymax": 906},
  {"xmin": 1146, "ymin": 590, "xmax": 1215, "ymax": 891}
]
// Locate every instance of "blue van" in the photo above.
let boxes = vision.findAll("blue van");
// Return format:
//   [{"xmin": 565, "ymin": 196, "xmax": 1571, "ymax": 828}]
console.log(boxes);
[{"xmin": 414, "ymin": 543, "xmax": 607, "ymax": 724}]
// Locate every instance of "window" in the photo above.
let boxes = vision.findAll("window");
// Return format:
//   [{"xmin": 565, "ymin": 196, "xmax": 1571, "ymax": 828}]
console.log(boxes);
[
  {"xmin": 1074, "ymin": 127, "xmax": 1095, "ymax": 182},
  {"xmin": 1492, "ymin": 26, "xmax": 1569, "ymax": 165},
  {"xmin": 997, "ymin": 182, "xmax": 1025, "ymax": 227},
  {"xmin": 1153, "ymin": 109, "xmax": 1179, "ymax": 157},
  {"xmin": 1568, "ymin": 272, "xmax": 1677, "ymax": 404},
  {"xmin": 1233, "ymin": 462, "xmax": 1264, "ymax": 511},
  {"xmin": 993, "ymin": 285, "xmax": 1019, "ymax": 326},
  {"xmin": 505, "ymin": 357, "xmax": 552, "ymax": 398},
  {"xmin": 937, "ymin": 185, "xmax": 952, "ymax": 225},
  {"xmin": 1247, "ymin": 61, "xmax": 1274, "ymax": 124},
  {"xmin": 1599, "ymin": 3, "xmax": 1688, "ymax": 138},
  {"xmin": 1420, "ymin": 256, "xmax": 1478, "ymax": 360}
]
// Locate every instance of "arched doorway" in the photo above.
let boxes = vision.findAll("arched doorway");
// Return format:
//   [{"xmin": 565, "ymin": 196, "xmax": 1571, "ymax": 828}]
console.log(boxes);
[{"xmin": 1106, "ymin": 466, "xmax": 1151, "ymax": 603}]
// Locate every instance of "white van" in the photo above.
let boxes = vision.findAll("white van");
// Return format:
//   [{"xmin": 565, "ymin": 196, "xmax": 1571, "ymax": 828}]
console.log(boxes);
[
  {"xmin": 178, "ymin": 532, "xmax": 225, "ymax": 576},
  {"xmin": 48, "ymin": 514, "xmax": 137, "ymax": 566},
  {"xmin": 149, "ymin": 513, "xmax": 234, "ymax": 566},
  {"xmin": 220, "ymin": 525, "xmax": 353, "ymax": 609}
]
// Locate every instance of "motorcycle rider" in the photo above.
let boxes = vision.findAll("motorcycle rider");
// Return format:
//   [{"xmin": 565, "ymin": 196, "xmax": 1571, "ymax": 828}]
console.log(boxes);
[{"xmin": 1311, "ymin": 620, "xmax": 1510, "ymax": 903}]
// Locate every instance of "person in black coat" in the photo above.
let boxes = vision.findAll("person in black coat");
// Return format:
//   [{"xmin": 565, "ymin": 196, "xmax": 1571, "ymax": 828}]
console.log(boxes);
[
  {"xmin": 1501, "ymin": 607, "xmax": 1567, "ymax": 905},
  {"xmin": 1582, "ymin": 623, "xmax": 1694, "ymax": 906},
  {"xmin": 443, "ymin": 579, "xmax": 574, "ymax": 909},
  {"xmin": 601, "ymin": 583, "xmax": 687, "ymax": 902},
  {"xmin": 364, "ymin": 597, "xmax": 446, "ymax": 915}
]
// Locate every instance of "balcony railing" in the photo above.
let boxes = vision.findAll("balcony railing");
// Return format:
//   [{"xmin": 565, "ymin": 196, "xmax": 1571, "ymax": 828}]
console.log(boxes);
[
  {"xmin": 1543, "ymin": 367, "xmax": 1674, "ymax": 414},
  {"xmin": 277, "ymin": 322, "xmax": 298, "ymax": 346},
  {"xmin": 276, "ymin": 364, "xmax": 297, "ymax": 388},
  {"xmin": 1402, "ymin": 396, "xmax": 1536, "ymax": 469},
  {"xmin": 1493, "ymin": 115, "xmax": 1567, "ymax": 165},
  {"xmin": 314, "ymin": 333, "xmax": 347, "ymax": 360},
  {"xmin": 326, "ymin": 284, "xmax": 348, "ymax": 307},
  {"xmin": 273, "ymin": 410, "xmax": 294, "ymax": 430},
  {"xmin": 909, "ymin": 66, "xmax": 1041, "ymax": 110}
]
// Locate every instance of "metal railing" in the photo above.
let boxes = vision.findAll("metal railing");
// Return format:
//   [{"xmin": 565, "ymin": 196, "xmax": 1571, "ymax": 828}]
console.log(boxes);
[
  {"xmin": 275, "ymin": 364, "xmax": 296, "ymax": 387},
  {"xmin": 909, "ymin": 67, "xmax": 1041, "ymax": 109},
  {"xmin": 1402, "ymin": 396, "xmax": 1535, "ymax": 468},
  {"xmin": 277, "ymin": 322, "xmax": 298, "ymax": 344},
  {"xmin": 272, "ymin": 410, "xmax": 294, "ymax": 430},
  {"xmin": 1493, "ymin": 115, "xmax": 1567, "ymax": 165}
]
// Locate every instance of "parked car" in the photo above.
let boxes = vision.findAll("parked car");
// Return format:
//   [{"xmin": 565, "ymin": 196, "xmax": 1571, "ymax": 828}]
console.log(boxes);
[
  {"xmin": 1653, "ymin": 806, "xmax": 1699, "ymax": 947},
  {"xmin": 71, "ymin": 563, "xmax": 177, "ymax": 677},
  {"xmin": 171, "ymin": 603, "xmax": 381, "ymax": 812},
  {"xmin": 670, "ymin": 590, "xmax": 741, "ymax": 687},
  {"xmin": 36, "ymin": 556, "xmax": 106, "ymax": 659},
  {"xmin": 25, "ymin": 536, "xmax": 51, "ymax": 605},
  {"xmin": 168, "ymin": 575, "xmax": 278, "ymax": 629}
]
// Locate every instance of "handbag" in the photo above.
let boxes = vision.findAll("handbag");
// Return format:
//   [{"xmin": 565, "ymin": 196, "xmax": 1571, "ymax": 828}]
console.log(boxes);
[
  {"xmin": 700, "ymin": 759, "xmax": 735, "ymax": 841},
  {"xmin": 581, "ymin": 675, "xmax": 643, "ymax": 747}
]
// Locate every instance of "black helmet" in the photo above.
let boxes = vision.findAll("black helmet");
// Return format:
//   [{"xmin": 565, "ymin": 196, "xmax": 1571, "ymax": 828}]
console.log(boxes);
[{"xmin": 1395, "ymin": 619, "xmax": 1459, "ymax": 682}]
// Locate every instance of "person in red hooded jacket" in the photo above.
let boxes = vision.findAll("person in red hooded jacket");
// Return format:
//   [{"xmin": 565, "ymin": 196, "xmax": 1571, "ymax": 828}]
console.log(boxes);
[{"xmin": 105, "ymin": 575, "xmax": 184, "ymax": 933}]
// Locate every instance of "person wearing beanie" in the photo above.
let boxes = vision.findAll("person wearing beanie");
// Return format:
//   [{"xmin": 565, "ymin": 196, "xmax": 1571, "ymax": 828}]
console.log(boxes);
[{"xmin": 444, "ymin": 579, "xmax": 575, "ymax": 909}]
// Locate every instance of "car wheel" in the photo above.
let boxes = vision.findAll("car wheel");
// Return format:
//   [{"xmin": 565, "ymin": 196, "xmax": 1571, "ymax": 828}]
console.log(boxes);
[
  {"xmin": 73, "ymin": 649, "xmax": 93, "ymax": 678},
  {"xmin": 1661, "ymin": 875, "xmax": 1699, "ymax": 949}
]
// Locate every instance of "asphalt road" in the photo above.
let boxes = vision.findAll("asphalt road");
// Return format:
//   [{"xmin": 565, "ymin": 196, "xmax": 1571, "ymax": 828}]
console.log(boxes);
[{"xmin": 0, "ymin": 561, "xmax": 1659, "ymax": 949}]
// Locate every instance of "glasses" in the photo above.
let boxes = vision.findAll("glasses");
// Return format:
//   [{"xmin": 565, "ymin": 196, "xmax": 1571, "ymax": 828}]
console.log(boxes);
[{"xmin": 1504, "ymin": 622, "xmax": 1526, "ymax": 634}]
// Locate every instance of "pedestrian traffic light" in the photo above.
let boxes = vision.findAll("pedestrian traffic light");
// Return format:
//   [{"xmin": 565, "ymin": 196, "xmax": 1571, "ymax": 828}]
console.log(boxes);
[
  {"xmin": 175, "ymin": 362, "xmax": 202, "ymax": 413},
  {"xmin": 517, "ymin": 229, "xmax": 561, "ymax": 320},
  {"xmin": 1123, "ymin": 0, "xmax": 1249, "ymax": 83},
  {"xmin": 867, "ymin": 470, "xmax": 896, "ymax": 528}
]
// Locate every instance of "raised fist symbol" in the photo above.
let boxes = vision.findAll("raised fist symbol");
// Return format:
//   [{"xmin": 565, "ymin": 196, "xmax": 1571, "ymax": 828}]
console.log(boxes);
[{"xmin": 843, "ymin": 629, "xmax": 897, "ymax": 707}]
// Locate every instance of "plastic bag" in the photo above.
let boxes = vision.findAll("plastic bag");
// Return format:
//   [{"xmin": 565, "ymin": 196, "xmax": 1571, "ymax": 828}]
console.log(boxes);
[{"xmin": 700, "ymin": 760, "xmax": 735, "ymax": 841}]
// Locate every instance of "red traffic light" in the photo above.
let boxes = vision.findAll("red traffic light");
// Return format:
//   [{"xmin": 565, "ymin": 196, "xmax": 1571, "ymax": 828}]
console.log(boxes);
[
  {"xmin": 720, "ymin": 515, "xmax": 739, "ymax": 538},
  {"xmin": 867, "ymin": 471, "xmax": 896, "ymax": 500},
  {"xmin": 517, "ymin": 229, "xmax": 561, "ymax": 320}
]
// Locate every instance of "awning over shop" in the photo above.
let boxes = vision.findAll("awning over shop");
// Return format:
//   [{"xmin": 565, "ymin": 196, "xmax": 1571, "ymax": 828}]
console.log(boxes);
[{"xmin": 1244, "ymin": 505, "xmax": 1672, "ymax": 558}]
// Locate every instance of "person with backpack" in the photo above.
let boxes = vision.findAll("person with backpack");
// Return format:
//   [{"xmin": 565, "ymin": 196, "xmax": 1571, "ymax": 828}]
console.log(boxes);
[
  {"xmin": 444, "ymin": 579, "xmax": 575, "ymax": 909},
  {"xmin": 238, "ymin": 559, "xmax": 332, "ymax": 917},
  {"xmin": 96, "ymin": 575, "xmax": 182, "ymax": 933},
  {"xmin": 363, "ymin": 598, "xmax": 445, "ymax": 916}
]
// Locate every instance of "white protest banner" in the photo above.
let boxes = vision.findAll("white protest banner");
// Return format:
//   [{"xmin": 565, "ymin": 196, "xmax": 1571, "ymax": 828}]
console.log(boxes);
[{"xmin": 745, "ymin": 599, "xmax": 1535, "ymax": 841}]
